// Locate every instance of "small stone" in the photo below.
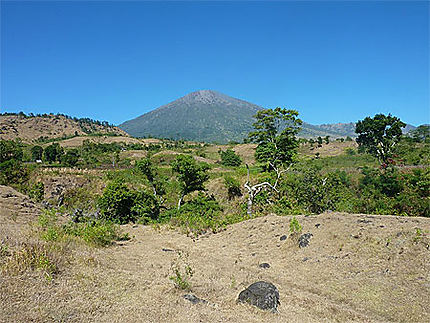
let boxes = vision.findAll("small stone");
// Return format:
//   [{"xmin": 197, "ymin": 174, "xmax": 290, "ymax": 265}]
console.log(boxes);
[
  {"xmin": 302, "ymin": 257, "xmax": 310, "ymax": 262},
  {"xmin": 183, "ymin": 294, "xmax": 208, "ymax": 305},
  {"xmin": 259, "ymin": 263, "xmax": 270, "ymax": 269},
  {"xmin": 280, "ymin": 235, "xmax": 287, "ymax": 241},
  {"xmin": 161, "ymin": 248, "xmax": 174, "ymax": 252},
  {"xmin": 298, "ymin": 233, "xmax": 313, "ymax": 248}
]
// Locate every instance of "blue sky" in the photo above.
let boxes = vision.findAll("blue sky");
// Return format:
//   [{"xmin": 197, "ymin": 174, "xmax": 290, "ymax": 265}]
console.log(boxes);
[{"xmin": 1, "ymin": 1, "xmax": 429, "ymax": 126}]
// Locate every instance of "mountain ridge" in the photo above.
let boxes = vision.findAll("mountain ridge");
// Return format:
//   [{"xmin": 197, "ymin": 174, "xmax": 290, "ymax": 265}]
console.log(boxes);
[{"xmin": 119, "ymin": 90, "xmax": 372, "ymax": 142}]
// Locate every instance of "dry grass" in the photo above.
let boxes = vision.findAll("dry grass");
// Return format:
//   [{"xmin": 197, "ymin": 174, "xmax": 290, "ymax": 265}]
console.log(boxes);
[
  {"xmin": 0, "ymin": 115, "xmax": 127, "ymax": 143},
  {"xmin": 299, "ymin": 141, "xmax": 358, "ymax": 158},
  {"xmin": 1, "ymin": 186, "xmax": 430, "ymax": 322}
]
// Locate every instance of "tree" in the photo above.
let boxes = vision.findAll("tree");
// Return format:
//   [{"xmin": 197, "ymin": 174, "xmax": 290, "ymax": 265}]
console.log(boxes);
[
  {"xmin": 324, "ymin": 136, "xmax": 330, "ymax": 144},
  {"xmin": 43, "ymin": 143, "xmax": 63, "ymax": 163},
  {"xmin": 355, "ymin": 114, "xmax": 406, "ymax": 165},
  {"xmin": 62, "ymin": 149, "xmax": 79, "ymax": 167},
  {"xmin": 171, "ymin": 155, "xmax": 209, "ymax": 209},
  {"xmin": 219, "ymin": 149, "xmax": 241, "ymax": 166},
  {"xmin": 410, "ymin": 125, "xmax": 430, "ymax": 143},
  {"xmin": 135, "ymin": 158, "xmax": 166, "ymax": 204},
  {"xmin": 31, "ymin": 145, "xmax": 43, "ymax": 161},
  {"xmin": 246, "ymin": 108, "xmax": 302, "ymax": 216},
  {"xmin": 317, "ymin": 136, "xmax": 323, "ymax": 147},
  {"xmin": 0, "ymin": 140, "xmax": 23, "ymax": 163}
]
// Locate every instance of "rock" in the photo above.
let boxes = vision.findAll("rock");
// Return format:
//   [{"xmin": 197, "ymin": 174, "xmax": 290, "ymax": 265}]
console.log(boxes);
[
  {"xmin": 315, "ymin": 223, "xmax": 321, "ymax": 228},
  {"xmin": 298, "ymin": 233, "xmax": 313, "ymax": 248},
  {"xmin": 237, "ymin": 281, "xmax": 280, "ymax": 312},
  {"xmin": 183, "ymin": 294, "xmax": 208, "ymax": 305},
  {"xmin": 280, "ymin": 235, "xmax": 287, "ymax": 241},
  {"xmin": 259, "ymin": 263, "xmax": 270, "ymax": 269}
]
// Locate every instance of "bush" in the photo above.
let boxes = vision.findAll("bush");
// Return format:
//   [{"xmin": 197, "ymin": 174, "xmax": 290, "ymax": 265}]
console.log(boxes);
[
  {"xmin": 63, "ymin": 220, "xmax": 125, "ymax": 247},
  {"xmin": 224, "ymin": 176, "xmax": 242, "ymax": 200},
  {"xmin": 168, "ymin": 193, "xmax": 223, "ymax": 236},
  {"xmin": 28, "ymin": 182, "xmax": 45, "ymax": 202},
  {"xmin": 0, "ymin": 159, "xmax": 29, "ymax": 185},
  {"xmin": 98, "ymin": 181, "xmax": 159, "ymax": 224},
  {"xmin": 0, "ymin": 139, "xmax": 23, "ymax": 163},
  {"xmin": 219, "ymin": 149, "xmax": 241, "ymax": 166}
]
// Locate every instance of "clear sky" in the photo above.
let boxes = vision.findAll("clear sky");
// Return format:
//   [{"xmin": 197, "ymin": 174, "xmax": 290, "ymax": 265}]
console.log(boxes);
[{"xmin": 1, "ymin": 1, "xmax": 429, "ymax": 126}]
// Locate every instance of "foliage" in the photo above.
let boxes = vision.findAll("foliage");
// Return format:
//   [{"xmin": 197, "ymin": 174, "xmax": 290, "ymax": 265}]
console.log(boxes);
[
  {"xmin": 219, "ymin": 149, "xmax": 241, "ymax": 166},
  {"xmin": 409, "ymin": 125, "xmax": 430, "ymax": 143},
  {"xmin": 28, "ymin": 182, "xmax": 45, "ymax": 202},
  {"xmin": 63, "ymin": 220, "xmax": 125, "ymax": 247},
  {"xmin": 43, "ymin": 143, "xmax": 64, "ymax": 163},
  {"xmin": 135, "ymin": 158, "xmax": 166, "ymax": 199},
  {"xmin": 224, "ymin": 176, "xmax": 242, "ymax": 200},
  {"xmin": 248, "ymin": 108, "xmax": 302, "ymax": 168},
  {"xmin": 356, "ymin": 114, "xmax": 406, "ymax": 165},
  {"xmin": 98, "ymin": 181, "xmax": 159, "ymax": 224},
  {"xmin": 169, "ymin": 250, "xmax": 194, "ymax": 291},
  {"xmin": 31, "ymin": 145, "xmax": 43, "ymax": 161},
  {"xmin": 0, "ymin": 139, "xmax": 23, "ymax": 163},
  {"xmin": 62, "ymin": 149, "xmax": 80, "ymax": 167},
  {"xmin": 289, "ymin": 216, "xmax": 302, "ymax": 234},
  {"xmin": 0, "ymin": 159, "xmax": 29, "ymax": 185},
  {"xmin": 167, "ymin": 193, "xmax": 224, "ymax": 236},
  {"xmin": 38, "ymin": 209, "xmax": 126, "ymax": 247},
  {"xmin": 171, "ymin": 155, "xmax": 210, "ymax": 208}
]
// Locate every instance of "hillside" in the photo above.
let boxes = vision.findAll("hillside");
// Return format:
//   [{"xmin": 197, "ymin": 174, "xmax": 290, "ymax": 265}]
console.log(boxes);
[
  {"xmin": 1, "ymin": 187, "xmax": 429, "ymax": 322},
  {"xmin": 119, "ymin": 90, "xmax": 364, "ymax": 143},
  {"xmin": 0, "ymin": 113, "xmax": 128, "ymax": 143}
]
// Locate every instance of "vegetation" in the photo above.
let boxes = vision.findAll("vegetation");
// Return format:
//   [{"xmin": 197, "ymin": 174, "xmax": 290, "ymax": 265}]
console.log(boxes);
[
  {"xmin": 356, "ymin": 114, "xmax": 406, "ymax": 165},
  {"xmin": 219, "ymin": 149, "xmax": 242, "ymax": 166},
  {"xmin": 171, "ymin": 155, "xmax": 210, "ymax": 209}
]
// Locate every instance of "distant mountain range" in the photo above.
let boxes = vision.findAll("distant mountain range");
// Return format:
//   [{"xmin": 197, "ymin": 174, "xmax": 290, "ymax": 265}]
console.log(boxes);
[{"xmin": 121, "ymin": 90, "xmax": 414, "ymax": 143}]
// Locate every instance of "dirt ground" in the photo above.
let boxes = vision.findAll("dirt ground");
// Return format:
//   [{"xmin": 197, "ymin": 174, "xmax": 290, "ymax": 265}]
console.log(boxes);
[{"xmin": 1, "ymin": 185, "xmax": 429, "ymax": 322}]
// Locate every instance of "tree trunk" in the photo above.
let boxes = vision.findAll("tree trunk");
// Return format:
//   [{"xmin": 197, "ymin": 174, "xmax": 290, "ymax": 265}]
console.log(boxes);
[
  {"xmin": 177, "ymin": 194, "xmax": 184, "ymax": 210},
  {"xmin": 247, "ymin": 195, "xmax": 253, "ymax": 217}
]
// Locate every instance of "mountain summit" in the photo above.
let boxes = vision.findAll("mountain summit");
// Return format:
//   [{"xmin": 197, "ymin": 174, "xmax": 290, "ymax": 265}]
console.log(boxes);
[
  {"xmin": 119, "ymin": 90, "xmax": 368, "ymax": 143},
  {"xmin": 119, "ymin": 90, "xmax": 262, "ymax": 143}
]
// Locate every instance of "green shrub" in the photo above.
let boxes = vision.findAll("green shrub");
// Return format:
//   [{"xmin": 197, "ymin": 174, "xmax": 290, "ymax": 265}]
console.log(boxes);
[
  {"xmin": 289, "ymin": 216, "xmax": 302, "ymax": 234},
  {"xmin": 224, "ymin": 176, "xmax": 242, "ymax": 200},
  {"xmin": 219, "ymin": 149, "xmax": 242, "ymax": 166},
  {"xmin": 168, "ymin": 193, "xmax": 223, "ymax": 236},
  {"xmin": 28, "ymin": 182, "xmax": 45, "ymax": 202},
  {"xmin": 0, "ymin": 159, "xmax": 29, "ymax": 185},
  {"xmin": 98, "ymin": 181, "xmax": 159, "ymax": 224},
  {"xmin": 63, "ymin": 220, "xmax": 125, "ymax": 247}
]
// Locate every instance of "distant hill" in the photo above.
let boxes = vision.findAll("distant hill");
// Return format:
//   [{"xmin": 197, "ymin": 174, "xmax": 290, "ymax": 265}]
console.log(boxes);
[
  {"xmin": 0, "ymin": 113, "xmax": 127, "ymax": 143},
  {"xmin": 120, "ymin": 90, "xmax": 368, "ymax": 143}
]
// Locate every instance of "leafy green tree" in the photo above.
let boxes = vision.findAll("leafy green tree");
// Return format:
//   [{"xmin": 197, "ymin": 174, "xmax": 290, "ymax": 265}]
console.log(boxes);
[
  {"xmin": 324, "ymin": 136, "xmax": 330, "ymax": 144},
  {"xmin": 249, "ymin": 108, "xmax": 302, "ymax": 169},
  {"xmin": 0, "ymin": 140, "xmax": 23, "ymax": 163},
  {"xmin": 62, "ymin": 149, "xmax": 80, "ymax": 167},
  {"xmin": 43, "ymin": 143, "xmax": 63, "ymax": 163},
  {"xmin": 246, "ymin": 108, "xmax": 302, "ymax": 216},
  {"xmin": 135, "ymin": 158, "xmax": 166, "ymax": 203},
  {"xmin": 171, "ymin": 155, "xmax": 209, "ymax": 209},
  {"xmin": 317, "ymin": 136, "xmax": 323, "ymax": 146},
  {"xmin": 355, "ymin": 114, "xmax": 406, "ymax": 165},
  {"xmin": 219, "ymin": 149, "xmax": 241, "ymax": 166},
  {"xmin": 31, "ymin": 145, "xmax": 43, "ymax": 161}
]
